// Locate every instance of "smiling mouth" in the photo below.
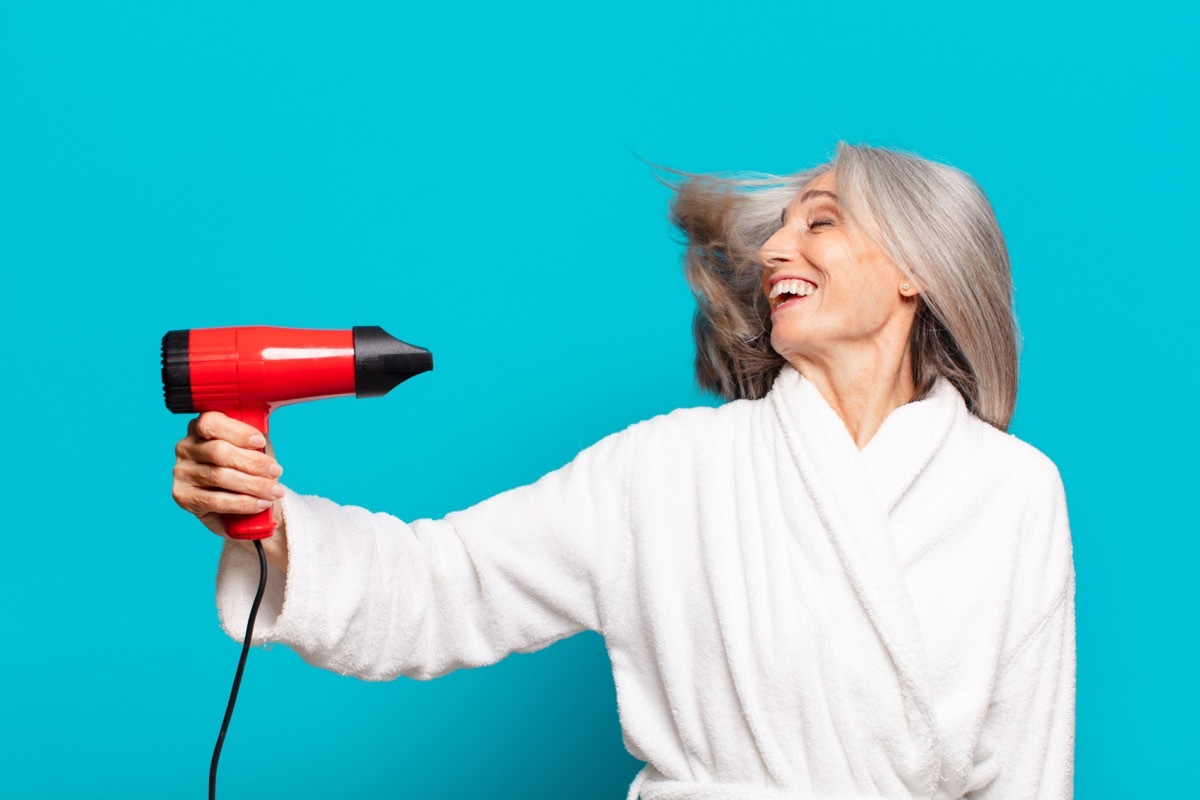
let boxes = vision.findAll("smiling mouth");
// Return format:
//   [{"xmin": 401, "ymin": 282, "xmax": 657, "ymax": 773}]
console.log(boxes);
[{"xmin": 769, "ymin": 278, "xmax": 817, "ymax": 312}]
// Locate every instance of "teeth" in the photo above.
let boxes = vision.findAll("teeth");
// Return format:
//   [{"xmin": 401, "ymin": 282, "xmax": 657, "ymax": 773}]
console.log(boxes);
[{"xmin": 769, "ymin": 279, "xmax": 817, "ymax": 300}]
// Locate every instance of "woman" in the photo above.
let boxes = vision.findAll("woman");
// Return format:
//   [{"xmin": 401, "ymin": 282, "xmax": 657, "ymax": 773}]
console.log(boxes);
[{"xmin": 171, "ymin": 142, "xmax": 1076, "ymax": 799}]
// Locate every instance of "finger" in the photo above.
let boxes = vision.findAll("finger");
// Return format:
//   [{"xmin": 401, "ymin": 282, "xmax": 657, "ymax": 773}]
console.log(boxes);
[
  {"xmin": 175, "ymin": 460, "xmax": 285, "ymax": 500},
  {"xmin": 174, "ymin": 485, "xmax": 276, "ymax": 516},
  {"xmin": 194, "ymin": 438, "xmax": 282, "ymax": 478},
  {"xmin": 193, "ymin": 411, "xmax": 267, "ymax": 449}
]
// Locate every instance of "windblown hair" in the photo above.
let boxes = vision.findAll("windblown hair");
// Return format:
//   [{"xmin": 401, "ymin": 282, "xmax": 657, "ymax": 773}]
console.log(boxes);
[{"xmin": 670, "ymin": 141, "xmax": 1020, "ymax": 430}]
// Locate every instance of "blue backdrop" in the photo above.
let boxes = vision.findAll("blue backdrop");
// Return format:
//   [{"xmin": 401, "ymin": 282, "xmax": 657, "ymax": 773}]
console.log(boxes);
[{"xmin": 2, "ymin": 1, "xmax": 1195, "ymax": 797}]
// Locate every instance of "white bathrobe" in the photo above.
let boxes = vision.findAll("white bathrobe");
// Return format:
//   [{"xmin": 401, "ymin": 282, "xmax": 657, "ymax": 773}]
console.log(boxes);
[{"xmin": 217, "ymin": 366, "xmax": 1076, "ymax": 799}]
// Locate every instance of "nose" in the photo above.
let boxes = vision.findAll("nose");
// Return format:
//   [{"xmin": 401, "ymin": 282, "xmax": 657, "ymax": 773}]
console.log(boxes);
[{"xmin": 758, "ymin": 228, "xmax": 797, "ymax": 273}]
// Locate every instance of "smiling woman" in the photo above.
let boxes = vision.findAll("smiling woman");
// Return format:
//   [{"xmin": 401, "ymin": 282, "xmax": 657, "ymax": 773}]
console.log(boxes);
[
  {"xmin": 173, "ymin": 141, "xmax": 1075, "ymax": 800},
  {"xmin": 672, "ymin": 142, "xmax": 1017, "ymax": 432}
]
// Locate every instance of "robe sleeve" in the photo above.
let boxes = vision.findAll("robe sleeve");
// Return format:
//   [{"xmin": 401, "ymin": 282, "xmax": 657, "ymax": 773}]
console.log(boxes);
[
  {"xmin": 213, "ymin": 423, "xmax": 639, "ymax": 681},
  {"xmin": 967, "ymin": 468, "xmax": 1077, "ymax": 799}
]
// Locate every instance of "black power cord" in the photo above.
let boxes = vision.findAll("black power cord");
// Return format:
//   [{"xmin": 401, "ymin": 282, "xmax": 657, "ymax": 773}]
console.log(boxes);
[{"xmin": 210, "ymin": 539, "xmax": 269, "ymax": 800}]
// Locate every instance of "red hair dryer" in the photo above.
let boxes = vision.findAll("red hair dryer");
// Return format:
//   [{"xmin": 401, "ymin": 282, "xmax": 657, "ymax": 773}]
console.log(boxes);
[{"xmin": 161, "ymin": 325, "xmax": 432, "ymax": 540}]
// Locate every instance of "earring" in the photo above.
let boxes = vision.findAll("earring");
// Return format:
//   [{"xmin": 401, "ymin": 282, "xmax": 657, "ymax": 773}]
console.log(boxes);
[{"xmin": 901, "ymin": 283, "xmax": 911, "ymax": 292}]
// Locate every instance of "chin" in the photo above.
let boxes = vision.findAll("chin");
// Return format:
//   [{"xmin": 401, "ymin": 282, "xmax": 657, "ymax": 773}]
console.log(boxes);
[
  {"xmin": 771, "ymin": 317, "xmax": 807, "ymax": 343},
  {"xmin": 770, "ymin": 332, "xmax": 812, "ymax": 361}
]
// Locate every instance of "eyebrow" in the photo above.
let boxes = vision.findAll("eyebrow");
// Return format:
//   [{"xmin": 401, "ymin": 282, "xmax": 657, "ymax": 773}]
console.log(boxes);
[
  {"xmin": 781, "ymin": 190, "xmax": 840, "ymax": 225},
  {"xmin": 800, "ymin": 189, "xmax": 839, "ymax": 204}
]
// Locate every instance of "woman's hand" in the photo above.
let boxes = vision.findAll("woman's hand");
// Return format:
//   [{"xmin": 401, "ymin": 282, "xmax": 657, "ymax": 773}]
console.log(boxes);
[{"xmin": 172, "ymin": 411, "xmax": 289, "ymax": 573}]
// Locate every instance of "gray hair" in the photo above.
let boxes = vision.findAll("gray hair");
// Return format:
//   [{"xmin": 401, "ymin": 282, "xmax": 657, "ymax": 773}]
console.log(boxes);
[{"xmin": 669, "ymin": 141, "xmax": 1019, "ymax": 430}]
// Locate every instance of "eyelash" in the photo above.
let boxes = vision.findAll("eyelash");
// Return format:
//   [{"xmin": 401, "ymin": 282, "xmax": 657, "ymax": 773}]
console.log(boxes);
[{"xmin": 809, "ymin": 218, "xmax": 834, "ymax": 229}]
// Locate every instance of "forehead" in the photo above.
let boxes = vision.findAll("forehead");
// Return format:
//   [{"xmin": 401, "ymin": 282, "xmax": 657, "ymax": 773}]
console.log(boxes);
[
  {"xmin": 796, "ymin": 170, "xmax": 836, "ymax": 200},
  {"xmin": 782, "ymin": 170, "xmax": 839, "ymax": 220}
]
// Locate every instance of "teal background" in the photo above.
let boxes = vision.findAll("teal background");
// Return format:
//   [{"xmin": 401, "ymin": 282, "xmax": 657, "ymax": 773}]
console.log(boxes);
[{"xmin": 1, "ymin": 1, "xmax": 1195, "ymax": 797}]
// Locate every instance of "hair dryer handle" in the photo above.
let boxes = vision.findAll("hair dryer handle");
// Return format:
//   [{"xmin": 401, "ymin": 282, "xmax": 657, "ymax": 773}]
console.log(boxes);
[
  {"xmin": 224, "ymin": 509, "xmax": 277, "ymax": 540},
  {"xmin": 222, "ymin": 405, "xmax": 278, "ymax": 541}
]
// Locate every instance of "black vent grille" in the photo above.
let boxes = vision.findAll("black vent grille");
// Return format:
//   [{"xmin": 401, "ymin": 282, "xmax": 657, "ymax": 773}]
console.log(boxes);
[{"xmin": 161, "ymin": 330, "xmax": 194, "ymax": 414}]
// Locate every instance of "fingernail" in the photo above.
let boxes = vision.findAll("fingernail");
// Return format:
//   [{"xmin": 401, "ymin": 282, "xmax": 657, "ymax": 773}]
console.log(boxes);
[
  {"xmin": 256, "ymin": 499, "xmax": 273, "ymax": 509},
  {"xmin": 271, "ymin": 485, "xmax": 286, "ymax": 498},
  {"xmin": 268, "ymin": 463, "xmax": 283, "ymax": 478},
  {"xmin": 249, "ymin": 435, "xmax": 266, "ymax": 449}
]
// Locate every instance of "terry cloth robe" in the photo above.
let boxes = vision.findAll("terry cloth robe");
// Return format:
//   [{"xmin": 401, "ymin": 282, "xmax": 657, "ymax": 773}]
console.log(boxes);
[{"xmin": 216, "ymin": 365, "xmax": 1076, "ymax": 800}]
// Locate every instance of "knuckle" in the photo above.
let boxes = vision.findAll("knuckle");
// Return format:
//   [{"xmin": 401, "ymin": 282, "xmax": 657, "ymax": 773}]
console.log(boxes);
[
  {"xmin": 199, "ymin": 464, "xmax": 221, "ymax": 486},
  {"xmin": 211, "ymin": 439, "xmax": 235, "ymax": 464},
  {"xmin": 209, "ymin": 465, "xmax": 232, "ymax": 486},
  {"xmin": 198, "ymin": 412, "xmax": 225, "ymax": 440},
  {"xmin": 172, "ymin": 489, "xmax": 197, "ymax": 512},
  {"xmin": 233, "ymin": 495, "xmax": 261, "ymax": 513},
  {"xmin": 195, "ymin": 415, "xmax": 214, "ymax": 439},
  {"xmin": 251, "ymin": 453, "xmax": 273, "ymax": 476},
  {"xmin": 228, "ymin": 448, "xmax": 253, "ymax": 473}
]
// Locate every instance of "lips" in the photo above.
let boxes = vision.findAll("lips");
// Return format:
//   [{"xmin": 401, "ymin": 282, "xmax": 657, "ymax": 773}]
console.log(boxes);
[{"xmin": 768, "ymin": 277, "xmax": 818, "ymax": 313}]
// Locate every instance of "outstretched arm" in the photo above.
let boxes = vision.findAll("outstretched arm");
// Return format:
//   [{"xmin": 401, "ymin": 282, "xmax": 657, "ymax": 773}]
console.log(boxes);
[{"xmin": 215, "ymin": 423, "xmax": 639, "ymax": 681}]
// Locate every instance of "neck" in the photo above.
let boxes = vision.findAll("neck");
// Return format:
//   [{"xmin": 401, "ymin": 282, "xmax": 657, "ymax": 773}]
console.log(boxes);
[{"xmin": 786, "ymin": 339, "xmax": 916, "ymax": 451}]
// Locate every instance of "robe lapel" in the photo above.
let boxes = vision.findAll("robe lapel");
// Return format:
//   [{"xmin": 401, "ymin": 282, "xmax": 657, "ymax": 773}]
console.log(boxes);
[
  {"xmin": 861, "ymin": 377, "xmax": 964, "ymax": 515},
  {"xmin": 769, "ymin": 367, "xmax": 960, "ymax": 780}
]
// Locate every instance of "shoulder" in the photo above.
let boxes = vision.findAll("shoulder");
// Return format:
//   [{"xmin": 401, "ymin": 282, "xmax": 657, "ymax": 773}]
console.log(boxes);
[
  {"xmin": 624, "ymin": 395, "xmax": 761, "ymax": 444},
  {"xmin": 565, "ymin": 399, "xmax": 735, "ymax": 466},
  {"xmin": 960, "ymin": 409, "xmax": 1065, "ymax": 498},
  {"xmin": 576, "ymin": 396, "xmax": 759, "ymax": 472},
  {"xmin": 943, "ymin": 408, "xmax": 1072, "ymax": 563},
  {"xmin": 958, "ymin": 412, "xmax": 1072, "ymax": 574},
  {"xmin": 958, "ymin": 419, "xmax": 1076, "ymax": 661}
]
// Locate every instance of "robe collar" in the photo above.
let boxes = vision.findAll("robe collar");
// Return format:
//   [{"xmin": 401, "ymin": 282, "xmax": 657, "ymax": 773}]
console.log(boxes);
[
  {"xmin": 768, "ymin": 365, "xmax": 965, "ymax": 511},
  {"xmin": 767, "ymin": 365, "xmax": 966, "ymax": 790}
]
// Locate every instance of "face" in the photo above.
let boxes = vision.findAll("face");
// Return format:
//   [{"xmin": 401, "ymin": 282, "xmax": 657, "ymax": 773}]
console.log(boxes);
[{"xmin": 759, "ymin": 170, "xmax": 917, "ymax": 362}]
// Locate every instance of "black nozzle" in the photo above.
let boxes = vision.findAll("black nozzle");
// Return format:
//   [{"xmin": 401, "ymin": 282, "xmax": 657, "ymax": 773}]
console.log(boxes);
[
  {"xmin": 161, "ymin": 329, "xmax": 195, "ymax": 413},
  {"xmin": 353, "ymin": 326, "xmax": 433, "ymax": 398}
]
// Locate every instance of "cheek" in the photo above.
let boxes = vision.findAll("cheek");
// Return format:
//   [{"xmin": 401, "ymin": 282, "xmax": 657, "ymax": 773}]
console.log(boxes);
[
  {"xmin": 825, "ymin": 251, "xmax": 902, "ymax": 321},
  {"xmin": 808, "ymin": 242, "xmax": 871, "ymax": 302},
  {"xmin": 839, "ymin": 282, "xmax": 896, "ymax": 324},
  {"xmin": 866, "ymin": 259, "xmax": 907, "ymax": 305}
]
